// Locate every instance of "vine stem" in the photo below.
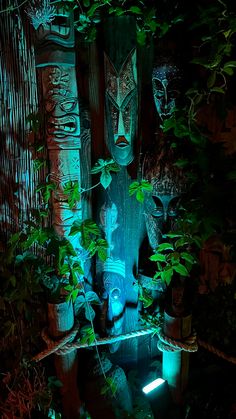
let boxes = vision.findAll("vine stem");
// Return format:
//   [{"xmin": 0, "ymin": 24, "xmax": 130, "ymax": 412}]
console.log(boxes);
[
  {"xmin": 0, "ymin": 0, "xmax": 29, "ymax": 14},
  {"xmin": 83, "ymin": 285, "xmax": 117, "ymax": 400}
]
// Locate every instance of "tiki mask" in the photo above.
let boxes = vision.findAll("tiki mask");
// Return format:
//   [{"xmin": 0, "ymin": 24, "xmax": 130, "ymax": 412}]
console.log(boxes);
[
  {"xmin": 42, "ymin": 66, "xmax": 80, "ymax": 148},
  {"xmin": 102, "ymin": 258, "xmax": 126, "ymax": 353},
  {"xmin": 152, "ymin": 63, "xmax": 181, "ymax": 120},
  {"xmin": 145, "ymin": 193, "xmax": 180, "ymax": 250},
  {"xmin": 143, "ymin": 153, "xmax": 186, "ymax": 250},
  {"xmin": 35, "ymin": 3, "xmax": 74, "ymax": 48},
  {"xmin": 104, "ymin": 50, "xmax": 137, "ymax": 166}
]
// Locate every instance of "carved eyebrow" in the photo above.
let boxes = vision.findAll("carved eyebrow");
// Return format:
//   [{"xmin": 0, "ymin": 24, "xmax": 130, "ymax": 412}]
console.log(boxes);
[{"xmin": 106, "ymin": 89, "xmax": 136, "ymax": 110}]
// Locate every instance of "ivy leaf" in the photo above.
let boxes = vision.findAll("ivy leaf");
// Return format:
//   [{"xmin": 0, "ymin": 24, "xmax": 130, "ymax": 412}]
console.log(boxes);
[
  {"xmin": 139, "ymin": 290, "xmax": 153, "ymax": 308},
  {"xmin": 100, "ymin": 170, "xmax": 112, "ymax": 189},
  {"xmin": 80, "ymin": 325, "xmax": 96, "ymax": 345},
  {"xmin": 91, "ymin": 158, "xmax": 119, "ymax": 189},
  {"xmin": 149, "ymin": 253, "xmax": 166, "ymax": 262},
  {"xmin": 36, "ymin": 182, "xmax": 56, "ymax": 204},
  {"xmin": 173, "ymin": 263, "xmax": 189, "ymax": 276},
  {"xmin": 136, "ymin": 189, "xmax": 145, "ymax": 203},
  {"xmin": 69, "ymin": 219, "xmax": 100, "ymax": 240},
  {"xmin": 85, "ymin": 303, "xmax": 95, "ymax": 321},
  {"xmin": 129, "ymin": 180, "xmax": 152, "ymax": 203},
  {"xmin": 140, "ymin": 180, "xmax": 153, "ymax": 192},
  {"xmin": 85, "ymin": 291, "xmax": 101, "ymax": 305},
  {"xmin": 33, "ymin": 158, "xmax": 46, "ymax": 173},
  {"xmin": 63, "ymin": 181, "xmax": 81, "ymax": 209}
]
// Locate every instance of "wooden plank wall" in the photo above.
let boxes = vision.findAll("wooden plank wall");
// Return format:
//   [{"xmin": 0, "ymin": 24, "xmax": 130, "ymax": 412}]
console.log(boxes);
[{"xmin": 0, "ymin": 0, "xmax": 46, "ymax": 249}]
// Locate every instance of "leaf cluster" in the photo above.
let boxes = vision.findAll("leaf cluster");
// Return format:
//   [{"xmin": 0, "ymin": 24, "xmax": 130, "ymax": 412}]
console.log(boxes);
[
  {"xmin": 91, "ymin": 158, "xmax": 120, "ymax": 189},
  {"xmin": 129, "ymin": 180, "xmax": 153, "ymax": 203}
]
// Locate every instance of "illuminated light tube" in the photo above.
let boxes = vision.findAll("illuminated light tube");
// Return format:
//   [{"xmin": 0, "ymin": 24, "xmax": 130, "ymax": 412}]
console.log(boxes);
[{"xmin": 142, "ymin": 378, "xmax": 165, "ymax": 394}]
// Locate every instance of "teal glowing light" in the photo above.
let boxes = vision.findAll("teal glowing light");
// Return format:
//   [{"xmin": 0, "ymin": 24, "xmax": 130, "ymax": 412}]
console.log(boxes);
[{"xmin": 142, "ymin": 378, "xmax": 165, "ymax": 394}]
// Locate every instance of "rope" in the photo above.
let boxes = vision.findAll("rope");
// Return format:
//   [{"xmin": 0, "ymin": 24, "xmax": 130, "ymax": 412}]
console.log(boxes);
[
  {"xmin": 157, "ymin": 330, "xmax": 198, "ymax": 353},
  {"xmin": 33, "ymin": 326, "xmax": 157, "ymax": 362},
  {"xmin": 198, "ymin": 339, "xmax": 236, "ymax": 365},
  {"xmin": 33, "ymin": 324, "xmax": 236, "ymax": 365}
]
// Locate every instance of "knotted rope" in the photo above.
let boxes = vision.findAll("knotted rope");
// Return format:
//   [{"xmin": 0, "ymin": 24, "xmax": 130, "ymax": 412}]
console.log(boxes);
[
  {"xmin": 157, "ymin": 330, "xmax": 198, "ymax": 353},
  {"xmin": 33, "ymin": 324, "xmax": 236, "ymax": 365},
  {"xmin": 33, "ymin": 326, "xmax": 157, "ymax": 362}
]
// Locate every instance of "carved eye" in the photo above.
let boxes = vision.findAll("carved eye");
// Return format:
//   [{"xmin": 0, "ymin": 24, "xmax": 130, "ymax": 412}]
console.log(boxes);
[
  {"xmin": 168, "ymin": 196, "xmax": 180, "ymax": 217},
  {"xmin": 61, "ymin": 100, "xmax": 77, "ymax": 112},
  {"xmin": 152, "ymin": 196, "xmax": 164, "ymax": 217},
  {"xmin": 168, "ymin": 209, "xmax": 177, "ymax": 217},
  {"xmin": 155, "ymin": 90, "xmax": 164, "ymax": 98}
]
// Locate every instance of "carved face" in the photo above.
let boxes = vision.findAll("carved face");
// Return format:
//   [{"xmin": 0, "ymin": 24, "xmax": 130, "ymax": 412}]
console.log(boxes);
[
  {"xmin": 105, "ymin": 50, "xmax": 137, "ymax": 166},
  {"xmin": 36, "ymin": 4, "xmax": 74, "ymax": 47},
  {"xmin": 152, "ymin": 64, "xmax": 181, "ymax": 120},
  {"xmin": 145, "ymin": 194, "xmax": 180, "ymax": 250},
  {"xmin": 42, "ymin": 66, "xmax": 80, "ymax": 149}
]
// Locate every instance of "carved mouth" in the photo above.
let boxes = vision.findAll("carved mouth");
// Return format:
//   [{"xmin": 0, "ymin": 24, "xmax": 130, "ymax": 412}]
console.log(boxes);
[
  {"xmin": 115, "ymin": 136, "xmax": 129, "ymax": 147},
  {"xmin": 47, "ymin": 115, "xmax": 77, "ymax": 137}
]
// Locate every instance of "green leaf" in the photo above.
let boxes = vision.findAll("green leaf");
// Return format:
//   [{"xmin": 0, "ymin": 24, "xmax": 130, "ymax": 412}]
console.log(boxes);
[
  {"xmin": 87, "ymin": 3, "xmax": 100, "ymax": 17},
  {"xmin": 140, "ymin": 290, "xmax": 153, "ymax": 308},
  {"xmin": 136, "ymin": 189, "xmax": 145, "ymax": 203},
  {"xmin": 173, "ymin": 263, "xmax": 189, "ymax": 276},
  {"xmin": 85, "ymin": 291, "xmax": 101, "ymax": 305},
  {"xmin": 129, "ymin": 181, "xmax": 140, "ymax": 196},
  {"xmin": 157, "ymin": 243, "xmax": 174, "ymax": 252},
  {"xmin": 161, "ymin": 268, "xmax": 173, "ymax": 285},
  {"xmin": 181, "ymin": 252, "xmax": 195, "ymax": 264},
  {"xmin": 210, "ymin": 87, "xmax": 225, "ymax": 94},
  {"xmin": 165, "ymin": 233, "xmax": 182, "ymax": 239},
  {"xmin": 36, "ymin": 182, "xmax": 56, "ymax": 204},
  {"xmin": 175, "ymin": 237, "xmax": 189, "ymax": 248},
  {"xmin": 223, "ymin": 61, "xmax": 236, "ymax": 68},
  {"xmin": 100, "ymin": 170, "xmax": 112, "ymax": 189},
  {"xmin": 63, "ymin": 181, "xmax": 81, "ymax": 209},
  {"xmin": 174, "ymin": 159, "xmax": 189, "ymax": 168},
  {"xmin": 137, "ymin": 29, "xmax": 146, "ymax": 46},
  {"xmin": 129, "ymin": 6, "xmax": 142, "ymax": 14},
  {"xmin": 149, "ymin": 253, "xmax": 166, "ymax": 262},
  {"xmin": 223, "ymin": 67, "xmax": 234, "ymax": 75},
  {"xmin": 207, "ymin": 71, "xmax": 216, "ymax": 88},
  {"xmin": 33, "ymin": 158, "xmax": 46, "ymax": 173},
  {"xmin": 140, "ymin": 180, "xmax": 153, "ymax": 192}
]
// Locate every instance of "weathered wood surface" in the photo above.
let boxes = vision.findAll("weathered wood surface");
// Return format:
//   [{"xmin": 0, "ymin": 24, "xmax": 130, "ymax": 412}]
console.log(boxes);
[
  {"xmin": 34, "ymin": 4, "xmax": 82, "ymax": 417},
  {"xmin": 0, "ymin": 1, "xmax": 44, "ymax": 249},
  {"xmin": 162, "ymin": 311, "xmax": 192, "ymax": 404},
  {"xmin": 48, "ymin": 301, "xmax": 81, "ymax": 418}
]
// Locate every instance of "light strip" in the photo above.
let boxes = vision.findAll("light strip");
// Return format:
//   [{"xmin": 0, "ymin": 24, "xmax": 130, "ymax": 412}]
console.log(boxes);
[{"xmin": 142, "ymin": 378, "xmax": 165, "ymax": 394}]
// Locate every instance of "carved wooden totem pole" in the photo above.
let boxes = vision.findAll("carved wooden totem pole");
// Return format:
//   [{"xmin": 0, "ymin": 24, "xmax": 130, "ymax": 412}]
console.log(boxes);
[
  {"xmin": 33, "ymin": 1, "xmax": 82, "ymax": 416},
  {"xmin": 98, "ymin": 16, "xmax": 144, "ymax": 363},
  {"xmin": 149, "ymin": 58, "xmax": 192, "ymax": 403}
]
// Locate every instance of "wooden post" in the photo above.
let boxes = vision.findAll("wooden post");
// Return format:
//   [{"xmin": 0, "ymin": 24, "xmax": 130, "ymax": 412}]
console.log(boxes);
[
  {"xmin": 162, "ymin": 310, "xmax": 192, "ymax": 404},
  {"xmin": 32, "ymin": 2, "xmax": 82, "ymax": 416},
  {"xmin": 48, "ymin": 301, "xmax": 80, "ymax": 418}
]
